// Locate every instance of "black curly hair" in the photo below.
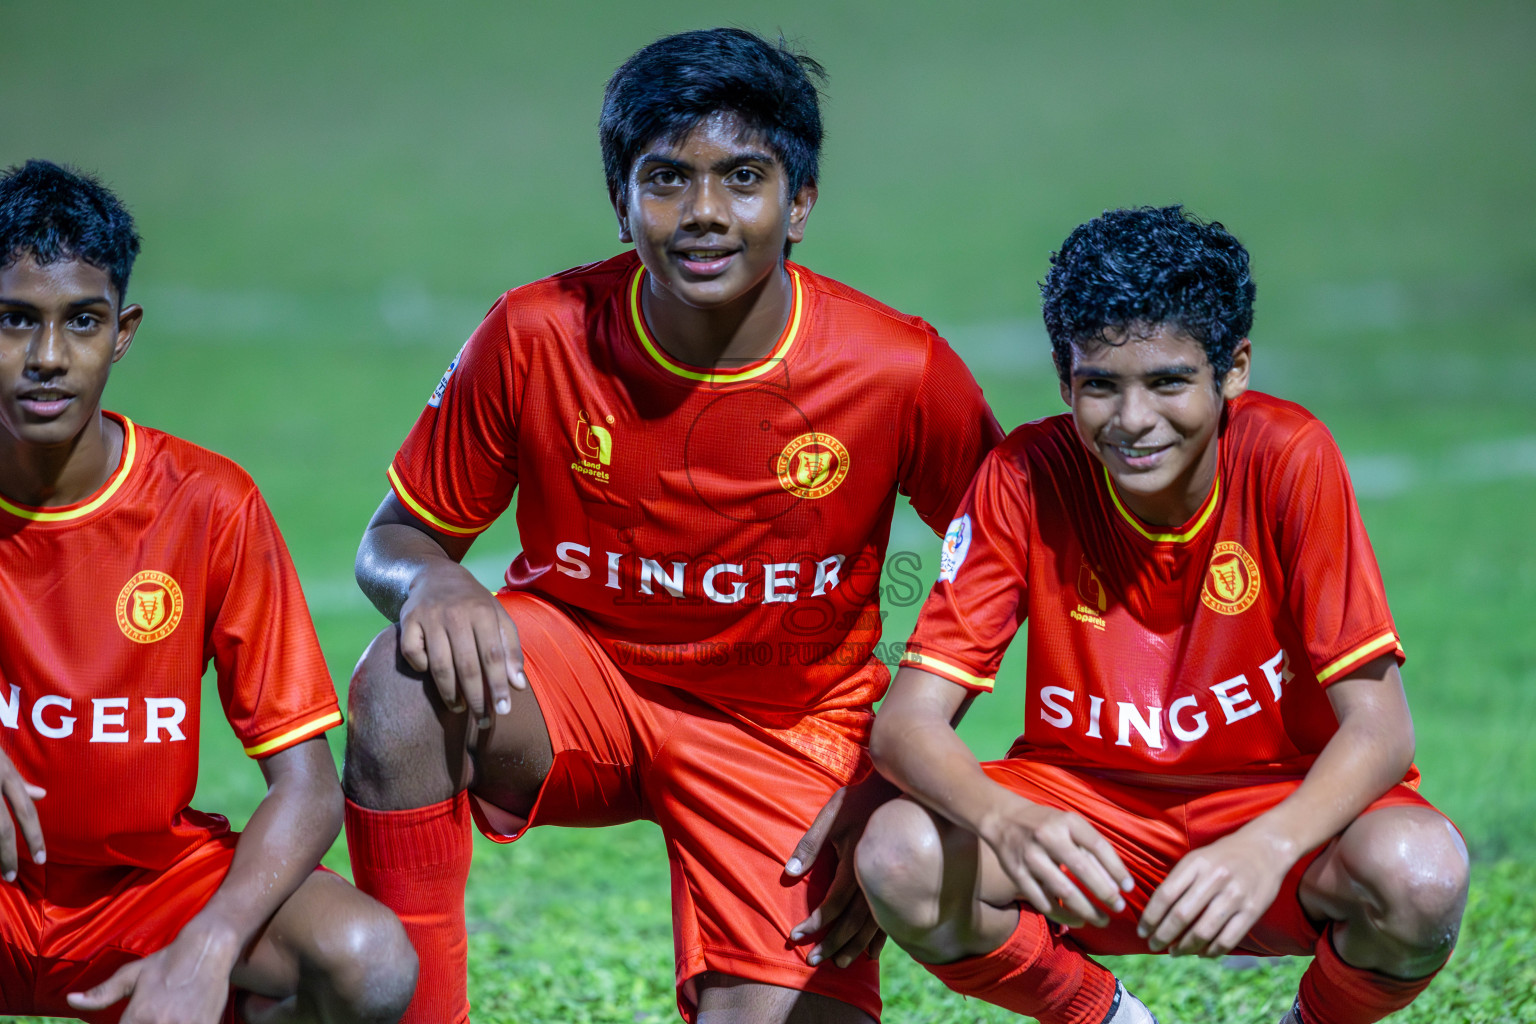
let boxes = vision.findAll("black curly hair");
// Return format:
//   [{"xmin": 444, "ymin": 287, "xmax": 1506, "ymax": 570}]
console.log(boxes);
[
  {"xmin": 1040, "ymin": 205, "xmax": 1255, "ymax": 385},
  {"xmin": 0, "ymin": 159, "xmax": 141, "ymax": 302},
  {"xmin": 599, "ymin": 28, "xmax": 826, "ymax": 207}
]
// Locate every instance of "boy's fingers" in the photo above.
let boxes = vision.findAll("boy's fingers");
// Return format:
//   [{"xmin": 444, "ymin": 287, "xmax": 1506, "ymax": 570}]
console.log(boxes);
[
  {"xmin": 0, "ymin": 809, "xmax": 17, "ymax": 881},
  {"xmin": 786, "ymin": 788, "xmax": 843, "ymax": 877},
  {"xmin": 473, "ymin": 618, "xmax": 511, "ymax": 723},
  {"xmin": 1139, "ymin": 862, "xmax": 1194, "ymax": 937},
  {"xmin": 449, "ymin": 622, "xmax": 487, "ymax": 721},
  {"xmin": 1072, "ymin": 821, "xmax": 1134, "ymax": 892},
  {"xmin": 1024, "ymin": 846, "xmax": 1097, "ymax": 925},
  {"xmin": 398, "ymin": 619, "xmax": 431, "ymax": 673},
  {"xmin": 67, "ymin": 960, "xmax": 140, "ymax": 1010},
  {"xmin": 420, "ymin": 623, "xmax": 462, "ymax": 710},
  {"xmin": 497, "ymin": 618, "xmax": 526, "ymax": 700},
  {"xmin": 2, "ymin": 777, "xmax": 46, "ymax": 864},
  {"xmin": 791, "ymin": 875, "xmax": 852, "ymax": 941}
]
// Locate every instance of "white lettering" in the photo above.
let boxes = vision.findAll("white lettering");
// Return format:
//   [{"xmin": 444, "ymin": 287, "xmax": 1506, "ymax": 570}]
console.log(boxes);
[
  {"xmin": 91, "ymin": 697, "xmax": 130, "ymax": 743},
  {"xmin": 1085, "ymin": 695, "xmax": 1104, "ymax": 739},
  {"xmin": 145, "ymin": 698, "xmax": 187, "ymax": 742},
  {"xmin": 1039, "ymin": 686, "xmax": 1075, "ymax": 729},
  {"xmin": 1260, "ymin": 649, "xmax": 1294, "ymax": 702},
  {"xmin": 0, "ymin": 684, "xmax": 17, "ymax": 729},
  {"xmin": 1211, "ymin": 674, "xmax": 1261, "ymax": 724},
  {"xmin": 702, "ymin": 563, "xmax": 747, "ymax": 604},
  {"xmin": 810, "ymin": 555, "xmax": 844, "ymax": 597},
  {"xmin": 605, "ymin": 551, "xmax": 622, "ymax": 590},
  {"xmin": 32, "ymin": 695, "xmax": 75, "ymax": 739},
  {"xmin": 555, "ymin": 542, "xmax": 591, "ymax": 580},
  {"xmin": 639, "ymin": 558, "xmax": 685, "ymax": 597},
  {"xmin": 1116, "ymin": 703, "xmax": 1164, "ymax": 749},
  {"xmin": 764, "ymin": 563, "xmax": 800, "ymax": 603},
  {"xmin": 1168, "ymin": 695, "xmax": 1210, "ymax": 741}
]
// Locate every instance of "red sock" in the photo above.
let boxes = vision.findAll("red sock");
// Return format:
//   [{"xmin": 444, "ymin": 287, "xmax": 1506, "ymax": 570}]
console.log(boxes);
[
  {"xmin": 1296, "ymin": 927, "xmax": 1442, "ymax": 1024},
  {"xmin": 346, "ymin": 794, "xmax": 473, "ymax": 1024},
  {"xmin": 922, "ymin": 908, "xmax": 1117, "ymax": 1024}
]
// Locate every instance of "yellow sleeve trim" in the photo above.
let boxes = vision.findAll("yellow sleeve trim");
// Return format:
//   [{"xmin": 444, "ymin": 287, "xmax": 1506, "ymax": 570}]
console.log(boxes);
[
  {"xmin": 244, "ymin": 710, "xmax": 343, "ymax": 757},
  {"xmin": 1316, "ymin": 631, "xmax": 1402, "ymax": 683},
  {"xmin": 387, "ymin": 464, "xmax": 490, "ymax": 536},
  {"xmin": 900, "ymin": 651, "xmax": 996, "ymax": 691}
]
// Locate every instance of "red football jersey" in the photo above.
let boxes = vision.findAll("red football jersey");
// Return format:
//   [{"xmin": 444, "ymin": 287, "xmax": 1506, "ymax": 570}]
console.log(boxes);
[
  {"xmin": 903, "ymin": 392, "xmax": 1407, "ymax": 778},
  {"xmin": 390, "ymin": 252, "xmax": 1002, "ymax": 774},
  {"xmin": 0, "ymin": 414, "xmax": 342, "ymax": 869}
]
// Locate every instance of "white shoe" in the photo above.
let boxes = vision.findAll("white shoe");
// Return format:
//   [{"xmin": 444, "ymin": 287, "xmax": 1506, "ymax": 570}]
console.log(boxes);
[{"xmin": 1102, "ymin": 980, "xmax": 1159, "ymax": 1024}]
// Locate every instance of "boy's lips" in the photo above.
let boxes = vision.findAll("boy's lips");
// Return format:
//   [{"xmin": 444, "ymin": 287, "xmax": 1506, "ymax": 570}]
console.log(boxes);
[
  {"xmin": 1108, "ymin": 441, "xmax": 1174, "ymax": 470},
  {"xmin": 16, "ymin": 392, "xmax": 75, "ymax": 418},
  {"xmin": 674, "ymin": 249, "xmax": 738, "ymax": 277}
]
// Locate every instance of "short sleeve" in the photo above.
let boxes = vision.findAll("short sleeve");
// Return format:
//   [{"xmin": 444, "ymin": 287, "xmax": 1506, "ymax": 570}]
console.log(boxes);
[
  {"xmin": 389, "ymin": 296, "xmax": 519, "ymax": 535},
  {"xmin": 208, "ymin": 490, "xmax": 341, "ymax": 758},
  {"xmin": 1274, "ymin": 421, "xmax": 1404, "ymax": 685},
  {"xmin": 900, "ymin": 447, "xmax": 1031, "ymax": 692},
  {"xmin": 898, "ymin": 334, "xmax": 1005, "ymax": 535}
]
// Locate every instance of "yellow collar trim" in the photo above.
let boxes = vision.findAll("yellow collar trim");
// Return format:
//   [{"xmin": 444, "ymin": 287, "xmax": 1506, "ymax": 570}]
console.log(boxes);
[
  {"xmin": 1103, "ymin": 465, "xmax": 1220, "ymax": 544},
  {"xmin": 0, "ymin": 414, "xmax": 138, "ymax": 523},
  {"xmin": 627, "ymin": 264, "xmax": 803, "ymax": 383}
]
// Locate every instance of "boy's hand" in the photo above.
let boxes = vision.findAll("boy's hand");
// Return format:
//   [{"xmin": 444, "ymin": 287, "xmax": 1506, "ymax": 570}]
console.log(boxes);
[
  {"xmin": 979, "ymin": 793, "xmax": 1133, "ymax": 929},
  {"xmin": 67, "ymin": 917, "xmax": 240, "ymax": 1022},
  {"xmin": 785, "ymin": 775, "xmax": 899, "ymax": 968},
  {"xmin": 398, "ymin": 562, "xmax": 526, "ymax": 725},
  {"xmin": 0, "ymin": 748, "xmax": 45, "ymax": 881},
  {"xmin": 1138, "ymin": 827, "xmax": 1291, "ymax": 956}
]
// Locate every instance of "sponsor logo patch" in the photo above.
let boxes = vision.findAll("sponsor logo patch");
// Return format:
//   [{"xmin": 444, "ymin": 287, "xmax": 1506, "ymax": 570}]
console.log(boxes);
[
  {"xmin": 571, "ymin": 409, "xmax": 615, "ymax": 484},
  {"xmin": 776, "ymin": 433, "xmax": 850, "ymax": 499},
  {"xmin": 427, "ymin": 343, "xmax": 466, "ymax": 408},
  {"xmin": 117, "ymin": 570, "xmax": 184, "ymax": 643},
  {"xmin": 939, "ymin": 514, "xmax": 972, "ymax": 582},
  {"xmin": 1201, "ymin": 540, "xmax": 1261, "ymax": 615}
]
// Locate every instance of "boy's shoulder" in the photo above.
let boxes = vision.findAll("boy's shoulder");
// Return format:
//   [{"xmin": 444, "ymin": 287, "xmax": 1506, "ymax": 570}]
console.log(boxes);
[
  {"xmin": 790, "ymin": 261, "xmax": 947, "ymax": 348},
  {"xmin": 495, "ymin": 251, "xmax": 640, "ymax": 329}
]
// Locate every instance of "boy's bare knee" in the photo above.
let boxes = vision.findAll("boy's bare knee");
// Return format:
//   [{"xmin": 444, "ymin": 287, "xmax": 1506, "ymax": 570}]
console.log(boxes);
[
  {"xmin": 1344, "ymin": 809, "xmax": 1469, "ymax": 961},
  {"xmin": 856, "ymin": 798, "xmax": 947, "ymax": 936},
  {"xmin": 310, "ymin": 901, "xmax": 418, "ymax": 1022}
]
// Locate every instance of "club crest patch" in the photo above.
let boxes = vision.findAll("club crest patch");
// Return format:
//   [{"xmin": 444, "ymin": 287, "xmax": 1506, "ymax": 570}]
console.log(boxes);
[
  {"xmin": 776, "ymin": 433, "xmax": 850, "ymax": 499},
  {"xmin": 1201, "ymin": 541, "xmax": 1261, "ymax": 615},
  {"xmin": 428, "ymin": 342, "xmax": 467, "ymax": 408},
  {"xmin": 117, "ymin": 570, "xmax": 184, "ymax": 643},
  {"xmin": 939, "ymin": 514, "xmax": 973, "ymax": 582}
]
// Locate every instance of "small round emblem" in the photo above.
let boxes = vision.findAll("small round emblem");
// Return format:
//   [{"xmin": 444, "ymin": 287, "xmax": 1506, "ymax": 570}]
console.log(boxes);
[
  {"xmin": 776, "ymin": 433, "xmax": 850, "ymax": 500},
  {"xmin": 117, "ymin": 570, "xmax": 184, "ymax": 643},
  {"xmin": 1200, "ymin": 541, "xmax": 1261, "ymax": 616}
]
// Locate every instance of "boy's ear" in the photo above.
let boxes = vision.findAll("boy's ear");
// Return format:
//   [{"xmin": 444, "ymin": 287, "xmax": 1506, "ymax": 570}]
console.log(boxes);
[
  {"xmin": 785, "ymin": 178, "xmax": 818, "ymax": 244},
  {"xmin": 613, "ymin": 187, "xmax": 633, "ymax": 244},
  {"xmin": 113, "ymin": 303, "xmax": 143, "ymax": 364},
  {"xmin": 1221, "ymin": 338, "xmax": 1252, "ymax": 399}
]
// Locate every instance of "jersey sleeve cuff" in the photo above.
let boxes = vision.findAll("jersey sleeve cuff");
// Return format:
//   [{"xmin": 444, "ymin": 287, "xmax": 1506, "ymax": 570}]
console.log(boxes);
[
  {"xmin": 387, "ymin": 463, "xmax": 492, "ymax": 537},
  {"xmin": 899, "ymin": 650, "xmax": 996, "ymax": 692},
  {"xmin": 1314, "ymin": 630, "xmax": 1404, "ymax": 685},
  {"xmin": 243, "ymin": 708, "xmax": 343, "ymax": 758}
]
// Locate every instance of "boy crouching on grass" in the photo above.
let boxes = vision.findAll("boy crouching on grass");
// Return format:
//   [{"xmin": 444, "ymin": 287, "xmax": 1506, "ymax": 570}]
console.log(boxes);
[
  {"xmin": 0, "ymin": 160, "xmax": 416, "ymax": 1023},
  {"xmin": 854, "ymin": 206, "xmax": 1468, "ymax": 1024}
]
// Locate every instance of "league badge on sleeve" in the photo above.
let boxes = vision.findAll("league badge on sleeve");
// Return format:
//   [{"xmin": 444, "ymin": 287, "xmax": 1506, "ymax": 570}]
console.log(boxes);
[
  {"xmin": 939, "ymin": 514, "xmax": 972, "ymax": 582},
  {"xmin": 427, "ymin": 342, "xmax": 467, "ymax": 408}
]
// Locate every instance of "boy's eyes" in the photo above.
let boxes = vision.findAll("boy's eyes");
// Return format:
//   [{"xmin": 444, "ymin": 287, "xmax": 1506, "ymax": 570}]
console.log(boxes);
[
  {"xmin": 726, "ymin": 167, "xmax": 763, "ymax": 186},
  {"xmin": 649, "ymin": 168, "xmax": 684, "ymax": 187},
  {"xmin": 69, "ymin": 314, "xmax": 102, "ymax": 330},
  {"xmin": 0, "ymin": 312, "xmax": 33, "ymax": 329}
]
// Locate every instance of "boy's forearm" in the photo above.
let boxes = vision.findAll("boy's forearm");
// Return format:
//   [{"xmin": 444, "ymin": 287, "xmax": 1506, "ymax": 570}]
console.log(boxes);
[
  {"xmin": 181, "ymin": 738, "xmax": 343, "ymax": 961},
  {"xmin": 871, "ymin": 686, "xmax": 1012, "ymax": 840},
  {"xmin": 1231, "ymin": 668, "xmax": 1413, "ymax": 864}
]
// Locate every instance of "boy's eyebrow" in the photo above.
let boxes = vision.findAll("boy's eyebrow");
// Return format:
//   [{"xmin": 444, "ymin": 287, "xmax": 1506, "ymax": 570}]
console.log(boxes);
[
  {"xmin": 0, "ymin": 295, "xmax": 113, "ymax": 310},
  {"xmin": 635, "ymin": 150, "xmax": 780, "ymax": 173},
  {"xmin": 1071, "ymin": 364, "xmax": 1201, "ymax": 379}
]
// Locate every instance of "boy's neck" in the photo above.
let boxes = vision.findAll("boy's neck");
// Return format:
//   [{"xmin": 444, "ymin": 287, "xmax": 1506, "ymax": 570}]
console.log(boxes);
[
  {"xmin": 0, "ymin": 409, "xmax": 123, "ymax": 509},
  {"xmin": 641, "ymin": 263, "xmax": 794, "ymax": 370}
]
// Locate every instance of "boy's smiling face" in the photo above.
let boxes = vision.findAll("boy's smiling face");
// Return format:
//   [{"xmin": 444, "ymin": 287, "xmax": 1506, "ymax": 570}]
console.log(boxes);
[
  {"xmin": 616, "ymin": 111, "xmax": 816, "ymax": 313},
  {"xmin": 0, "ymin": 255, "xmax": 140, "ymax": 450},
  {"xmin": 1063, "ymin": 324, "xmax": 1250, "ymax": 526}
]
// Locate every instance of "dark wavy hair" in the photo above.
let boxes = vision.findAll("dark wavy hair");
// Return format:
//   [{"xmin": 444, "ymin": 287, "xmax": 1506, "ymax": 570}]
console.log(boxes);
[
  {"xmin": 1040, "ymin": 205, "xmax": 1255, "ymax": 384},
  {"xmin": 599, "ymin": 28, "xmax": 826, "ymax": 207},
  {"xmin": 0, "ymin": 160, "xmax": 141, "ymax": 302}
]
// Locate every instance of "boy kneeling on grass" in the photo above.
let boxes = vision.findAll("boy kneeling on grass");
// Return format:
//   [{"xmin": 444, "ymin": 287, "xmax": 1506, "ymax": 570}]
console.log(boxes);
[
  {"xmin": 854, "ymin": 206, "xmax": 1468, "ymax": 1024},
  {"xmin": 0, "ymin": 160, "xmax": 416, "ymax": 1023}
]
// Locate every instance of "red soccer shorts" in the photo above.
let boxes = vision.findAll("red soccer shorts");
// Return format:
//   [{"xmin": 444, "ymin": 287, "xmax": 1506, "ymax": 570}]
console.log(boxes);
[
  {"xmin": 981, "ymin": 759, "xmax": 1442, "ymax": 956},
  {"xmin": 472, "ymin": 592, "xmax": 881, "ymax": 1022},
  {"xmin": 0, "ymin": 833, "xmax": 240, "ymax": 1022}
]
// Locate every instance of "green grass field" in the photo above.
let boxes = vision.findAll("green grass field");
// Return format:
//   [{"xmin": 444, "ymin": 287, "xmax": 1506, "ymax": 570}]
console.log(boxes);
[{"xmin": 3, "ymin": 1, "xmax": 1534, "ymax": 1020}]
